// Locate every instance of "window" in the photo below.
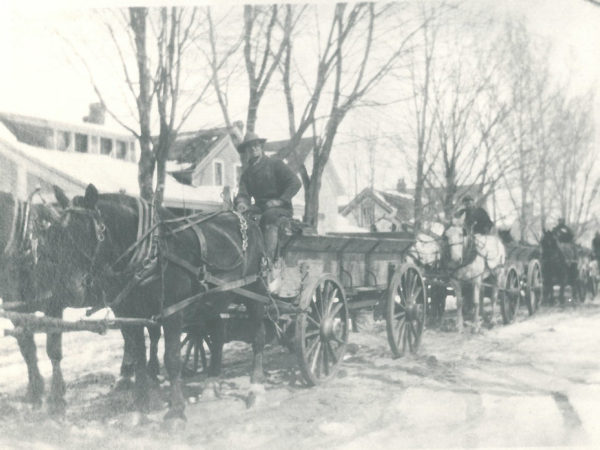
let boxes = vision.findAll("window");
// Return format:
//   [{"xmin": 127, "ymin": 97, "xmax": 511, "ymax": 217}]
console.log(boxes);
[
  {"xmin": 74, "ymin": 133, "xmax": 88, "ymax": 153},
  {"xmin": 116, "ymin": 140, "xmax": 128, "ymax": 159},
  {"xmin": 100, "ymin": 138, "xmax": 113, "ymax": 155},
  {"xmin": 129, "ymin": 142, "xmax": 136, "ymax": 161},
  {"xmin": 213, "ymin": 160, "xmax": 224, "ymax": 186},
  {"xmin": 360, "ymin": 204, "xmax": 374, "ymax": 227},
  {"xmin": 56, "ymin": 131, "xmax": 71, "ymax": 151}
]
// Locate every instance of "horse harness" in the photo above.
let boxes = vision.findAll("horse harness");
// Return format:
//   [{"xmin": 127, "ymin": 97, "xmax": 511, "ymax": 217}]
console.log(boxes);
[{"xmin": 64, "ymin": 198, "xmax": 254, "ymax": 319}]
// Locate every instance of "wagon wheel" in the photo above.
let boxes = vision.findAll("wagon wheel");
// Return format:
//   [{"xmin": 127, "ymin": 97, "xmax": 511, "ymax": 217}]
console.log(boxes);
[
  {"xmin": 526, "ymin": 259, "xmax": 543, "ymax": 315},
  {"xmin": 501, "ymin": 266, "xmax": 520, "ymax": 324},
  {"xmin": 294, "ymin": 274, "xmax": 349, "ymax": 386},
  {"xmin": 180, "ymin": 330, "xmax": 211, "ymax": 377},
  {"xmin": 386, "ymin": 262, "xmax": 426, "ymax": 358}
]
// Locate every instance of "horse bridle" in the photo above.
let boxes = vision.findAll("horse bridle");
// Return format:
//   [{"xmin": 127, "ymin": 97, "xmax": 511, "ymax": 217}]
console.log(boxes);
[{"xmin": 60, "ymin": 206, "xmax": 108, "ymax": 288}]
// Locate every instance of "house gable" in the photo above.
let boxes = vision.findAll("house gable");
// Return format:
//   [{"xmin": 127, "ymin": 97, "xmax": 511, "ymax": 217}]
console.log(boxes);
[{"xmin": 191, "ymin": 135, "xmax": 241, "ymax": 189}]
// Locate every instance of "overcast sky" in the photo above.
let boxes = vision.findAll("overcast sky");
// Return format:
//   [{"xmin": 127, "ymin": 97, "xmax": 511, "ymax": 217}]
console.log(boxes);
[{"xmin": 1, "ymin": 0, "xmax": 599, "ymax": 192}]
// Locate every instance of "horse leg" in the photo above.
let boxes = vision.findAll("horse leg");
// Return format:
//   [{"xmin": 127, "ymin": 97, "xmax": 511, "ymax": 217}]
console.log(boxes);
[
  {"xmin": 14, "ymin": 329, "xmax": 44, "ymax": 407},
  {"xmin": 247, "ymin": 301, "xmax": 267, "ymax": 384},
  {"xmin": 162, "ymin": 315, "xmax": 186, "ymax": 423},
  {"xmin": 207, "ymin": 314, "xmax": 224, "ymax": 378},
  {"xmin": 490, "ymin": 279, "xmax": 498, "ymax": 326},
  {"xmin": 122, "ymin": 325, "xmax": 150, "ymax": 413},
  {"xmin": 113, "ymin": 328, "xmax": 135, "ymax": 392},
  {"xmin": 147, "ymin": 324, "xmax": 161, "ymax": 383},
  {"xmin": 473, "ymin": 280, "xmax": 481, "ymax": 333},
  {"xmin": 45, "ymin": 308, "xmax": 66, "ymax": 416},
  {"xmin": 452, "ymin": 280, "xmax": 464, "ymax": 333}
]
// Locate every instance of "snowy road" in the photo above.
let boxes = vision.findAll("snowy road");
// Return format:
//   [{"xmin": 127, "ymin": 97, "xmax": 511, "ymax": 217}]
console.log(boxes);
[{"xmin": 1, "ymin": 303, "xmax": 600, "ymax": 449}]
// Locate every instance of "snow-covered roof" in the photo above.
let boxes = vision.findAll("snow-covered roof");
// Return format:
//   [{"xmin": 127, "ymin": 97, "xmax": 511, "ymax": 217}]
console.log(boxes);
[
  {"xmin": 0, "ymin": 129, "xmax": 224, "ymax": 210},
  {"xmin": 380, "ymin": 189, "xmax": 413, "ymax": 200},
  {"xmin": 0, "ymin": 110, "xmax": 134, "ymax": 140}
]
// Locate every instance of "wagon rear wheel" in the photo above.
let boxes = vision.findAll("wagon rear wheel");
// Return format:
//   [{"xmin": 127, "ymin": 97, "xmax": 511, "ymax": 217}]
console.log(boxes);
[
  {"xmin": 386, "ymin": 263, "xmax": 426, "ymax": 358},
  {"xmin": 501, "ymin": 266, "xmax": 520, "ymax": 324},
  {"xmin": 294, "ymin": 274, "xmax": 349, "ymax": 386},
  {"xmin": 526, "ymin": 259, "xmax": 543, "ymax": 315},
  {"xmin": 181, "ymin": 330, "xmax": 211, "ymax": 377}
]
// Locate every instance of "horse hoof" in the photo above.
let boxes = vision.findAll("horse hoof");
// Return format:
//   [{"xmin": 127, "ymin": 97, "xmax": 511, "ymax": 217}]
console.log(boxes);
[
  {"xmin": 162, "ymin": 416, "xmax": 186, "ymax": 432},
  {"xmin": 112, "ymin": 377, "xmax": 134, "ymax": 392},
  {"xmin": 47, "ymin": 398, "xmax": 66, "ymax": 417},
  {"xmin": 245, "ymin": 384, "xmax": 266, "ymax": 409}
]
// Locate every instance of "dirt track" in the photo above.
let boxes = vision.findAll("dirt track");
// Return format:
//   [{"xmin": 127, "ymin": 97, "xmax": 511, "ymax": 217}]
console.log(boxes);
[{"xmin": 1, "ymin": 302, "xmax": 600, "ymax": 449}]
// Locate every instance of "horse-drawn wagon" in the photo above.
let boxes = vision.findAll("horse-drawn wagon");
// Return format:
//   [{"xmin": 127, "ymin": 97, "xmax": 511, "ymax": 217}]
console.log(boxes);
[
  {"xmin": 408, "ymin": 227, "xmax": 533, "ymax": 331},
  {"xmin": 499, "ymin": 239, "xmax": 543, "ymax": 321},
  {"xmin": 181, "ymin": 229, "xmax": 427, "ymax": 380},
  {"xmin": 1, "ymin": 187, "xmax": 429, "ymax": 421}
]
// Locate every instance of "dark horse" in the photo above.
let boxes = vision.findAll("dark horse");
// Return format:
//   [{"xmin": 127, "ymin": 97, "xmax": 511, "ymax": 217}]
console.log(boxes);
[
  {"xmin": 0, "ymin": 190, "xmax": 159, "ymax": 415},
  {"xmin": 540, "ymin": 229, "xmax": 580, "ymax": 305},
  {"xmin": 0, "ymin": 191, "xmax": 54, "ymax": 408},
  {"xmin": 38, "ymin": 184, "xmax": 268, "ymax": 423}
]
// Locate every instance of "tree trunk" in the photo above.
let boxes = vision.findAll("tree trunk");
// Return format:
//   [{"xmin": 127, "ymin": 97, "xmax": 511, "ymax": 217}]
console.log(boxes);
[{"xmin": 130, "ymin": 8, "xmax": 154, "ymax": 201}]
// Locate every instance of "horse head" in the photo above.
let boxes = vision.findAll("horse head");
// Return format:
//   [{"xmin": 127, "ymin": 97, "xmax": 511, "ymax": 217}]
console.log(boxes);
[
  {"xmin": 34, "ymin": 184, "xmax": 109, "ymax": 308},
  {"xmin": 445, "ymin": 225, "xmax": 465, "ymax": 264}
]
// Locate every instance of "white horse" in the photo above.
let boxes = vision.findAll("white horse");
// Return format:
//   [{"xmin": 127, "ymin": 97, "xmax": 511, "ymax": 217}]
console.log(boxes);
[{"xmin": 445, "ymin": 225, "xmax": 506, "ymax": 332}]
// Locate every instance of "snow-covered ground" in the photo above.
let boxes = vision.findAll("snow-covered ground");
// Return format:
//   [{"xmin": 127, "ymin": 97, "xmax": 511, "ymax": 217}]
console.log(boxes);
[{"xmin": 1, "ymin": 301, "xmax": 600, "ymax": 449}]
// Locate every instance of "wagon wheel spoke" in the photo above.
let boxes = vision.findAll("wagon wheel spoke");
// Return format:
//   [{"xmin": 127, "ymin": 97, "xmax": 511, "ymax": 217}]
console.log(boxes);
[
  {"xmin": 322, "ymin": 341, "xmax": 329, "ymax": 376},
  {"xmin": 304, "ymin": 329, "xmax": 320, "ymax": 339},
  {"xmin": 402, "ymin": 319, "xmax": 410, "ymax": 353},
  {"xmin": 395, "ymin": 317, "xmax": 406, "ymax": 349},
  {"xmin": 394, "ymin": 311, "xmax": 406, "ymax": 321},
  {"xmin": 199, "ymin": 341, "xmax": 208, "ymax": 371},
  {"xmin": 183, "ymin": 337, "xmax": 193, "ymax": 362},
  {"xmin": 306, "ymin": 314, "xmax": 321, "ymax": 329},
  {"xmin": 193, "ymin": 341, "xmax": 200, "ymax": 373},
  {"xmin": 326, "ymin": 288, "xmax": 340, "ymax": 315},
  {"xmin": 306, "ymin": 334, "xmax": 321, "ymax": 360},
  {"xmin": 310, "ymin": 342, "xmax": 322, "ymax": 374},
  {"xmin": 410, "ymin": 284, "xmax": 423, "ymax": 306},
  {"xmin": 325, "ymin": 340, "xmax": 338, "ymax": 364},
  {"xmin": 317, "ymin": 283, "xmax": 326, "ymax": 318},
  {"xmin": 311, "ymin": 294, "xmax": 323, "ymax": 321},
  {"xmin": 328, "ymin": 301, "xmax": 344, "ymax": 319},
  {"xmin": 407, "ymin": 321, "xmax": 415, "ymax": 352}
]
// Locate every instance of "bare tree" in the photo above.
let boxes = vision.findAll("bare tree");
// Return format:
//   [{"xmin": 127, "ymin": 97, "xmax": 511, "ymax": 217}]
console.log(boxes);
[
  {"xmin": 549, "ymin": 94, "xmax": 597, "ymax": 237},
  {"xmin": 281, "ymin": 3, "xmax": 420, "ymax": 228},
  {"xmin": 398, "ymin": 1, "xmax": 447, "ymax": 231},
  {"xmin": 66, "ymin": 7, "xmax": 210, "ymax": 203},
  {"xmin": 243, "ymin": 5, "xmax": 296, "ymax": 133}
]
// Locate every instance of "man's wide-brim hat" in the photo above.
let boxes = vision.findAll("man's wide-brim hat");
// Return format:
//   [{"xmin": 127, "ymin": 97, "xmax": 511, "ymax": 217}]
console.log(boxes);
[{"xmin": 237, "ymin": 131, "xmax": 267, "ymax": 152}]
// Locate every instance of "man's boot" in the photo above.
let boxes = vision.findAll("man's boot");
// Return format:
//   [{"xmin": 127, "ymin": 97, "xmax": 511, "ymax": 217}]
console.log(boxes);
[{"xmin": 264, "ymin": 225, "xmax": 281, "ymax": 294}]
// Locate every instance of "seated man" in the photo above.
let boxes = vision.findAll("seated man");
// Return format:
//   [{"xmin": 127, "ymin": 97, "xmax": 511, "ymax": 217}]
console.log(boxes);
[
  {"xmin": 455, "ymin": 195, "xmax": 494, "ymax": 235},
  {"xmin": 552, "ymin": 218, "xmax": 574, "ymax": 243},
  {"xmin": 234, "ymin": 132, "xmax": 302, "ymax": 283}
]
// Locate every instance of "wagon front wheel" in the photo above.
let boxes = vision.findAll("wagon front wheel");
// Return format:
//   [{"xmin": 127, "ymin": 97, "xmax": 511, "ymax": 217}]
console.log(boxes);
[
  {"xmin": 386, "ymin": 263, "xmax": 426, "ymax": 358},
  {"xmin": 501, "ymin": 266, "xmax": 520, "ymax": 324},
  {"xmin": 294, "ymin": 274, "xmax": 349, "ymax": 386},
  {"xmin": 526, "ymin": 259, "xmax": 543, "ymax": 315}
]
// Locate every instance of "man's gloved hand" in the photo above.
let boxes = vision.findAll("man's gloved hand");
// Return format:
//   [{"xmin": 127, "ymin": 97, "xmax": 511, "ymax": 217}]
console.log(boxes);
[
  {"xmin": 265, "ymin": 199, "xmax": 283, "ymax": 208},
  {"xmin": 236, "ymin": 202, "xmax": 249, "ymax": 213}
]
